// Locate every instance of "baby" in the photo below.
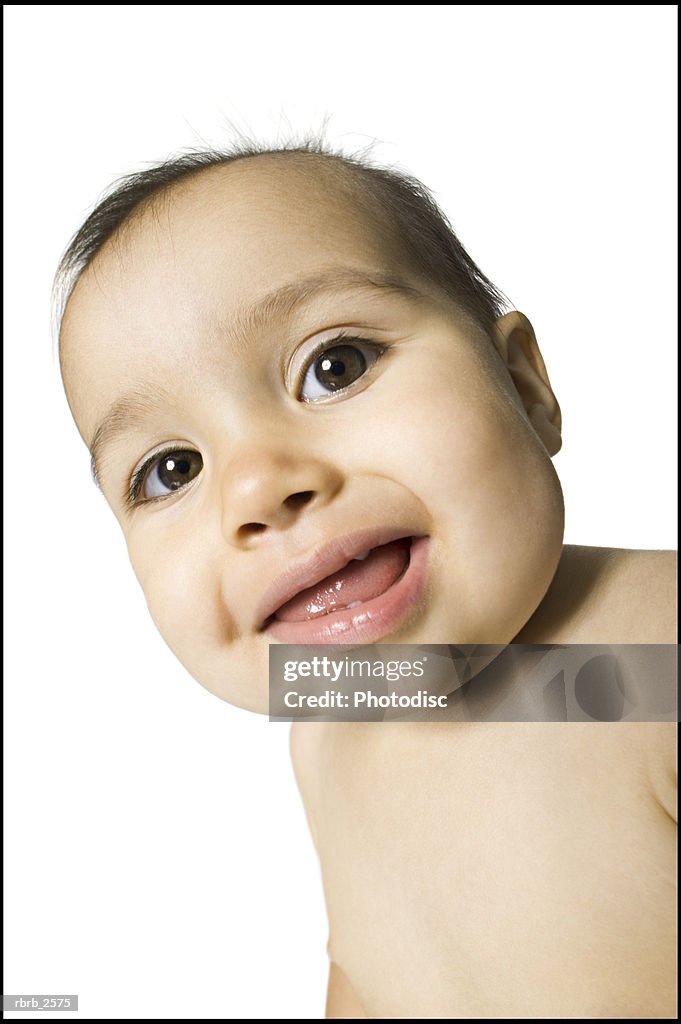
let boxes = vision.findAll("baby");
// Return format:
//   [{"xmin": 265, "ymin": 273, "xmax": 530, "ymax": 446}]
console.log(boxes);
[{"xmin": 55, "ymin": 141, "xmax": 677, "ymax": 1018}]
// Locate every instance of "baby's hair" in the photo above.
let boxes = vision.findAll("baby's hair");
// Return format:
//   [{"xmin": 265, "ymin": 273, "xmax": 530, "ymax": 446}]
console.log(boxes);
[{"xmin": 52, "ymin": 134, "xmax": 509, "ymax": 342}]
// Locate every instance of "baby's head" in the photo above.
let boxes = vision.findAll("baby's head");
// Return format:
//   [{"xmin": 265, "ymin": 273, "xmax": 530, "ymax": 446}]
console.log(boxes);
[{"xmin": 56, "ymin": 142, "xmax": 564, "ymax": 713}]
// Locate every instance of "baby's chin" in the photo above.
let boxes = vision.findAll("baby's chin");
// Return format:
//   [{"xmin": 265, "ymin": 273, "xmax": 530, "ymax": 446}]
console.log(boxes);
[{"xmin": 188, "ymin": 649, "xmax": 273, "ymax": 715}]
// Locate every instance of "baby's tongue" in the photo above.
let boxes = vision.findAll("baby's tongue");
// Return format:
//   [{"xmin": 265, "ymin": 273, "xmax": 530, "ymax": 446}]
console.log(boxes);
[{"xmin": 275, "ymin": 538, "xmax": 411, "ymax": 622}]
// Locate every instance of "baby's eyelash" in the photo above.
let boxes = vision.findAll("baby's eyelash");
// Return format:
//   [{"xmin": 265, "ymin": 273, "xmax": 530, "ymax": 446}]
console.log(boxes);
[{"xmin": 299, "ymin": 331, "xmax": 384, "ymax": 368}]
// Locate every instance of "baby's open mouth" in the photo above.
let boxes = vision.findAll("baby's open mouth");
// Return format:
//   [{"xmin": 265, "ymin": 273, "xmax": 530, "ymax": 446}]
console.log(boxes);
[
  {"xmin": 264, "ymin": 537, "xmax": 412, "ymax": 626},
  {"xmin": 256, "ymin": 528, "xmax": 430, "ymax": 644}
]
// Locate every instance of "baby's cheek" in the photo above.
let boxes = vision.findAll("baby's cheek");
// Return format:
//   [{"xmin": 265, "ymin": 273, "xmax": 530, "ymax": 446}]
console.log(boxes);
[
  {"xmin": 125, "ymin": 529, "xmax": 235, "ymax": 669},
  {"xmin": 375, "ymin": 358, "xmax": 529, "ymax": 512}
]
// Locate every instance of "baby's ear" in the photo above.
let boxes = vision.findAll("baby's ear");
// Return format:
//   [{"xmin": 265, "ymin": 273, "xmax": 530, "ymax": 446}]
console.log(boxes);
[{"xmin": 491, "ymin": 311, "xmax": 562, "ymax": 456}]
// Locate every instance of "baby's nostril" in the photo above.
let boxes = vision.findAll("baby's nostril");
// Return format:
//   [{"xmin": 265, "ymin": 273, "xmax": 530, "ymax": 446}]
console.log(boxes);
[
  {"xmin": 285, "ymin": 491, "xmax": 315, "ymax": 511},
  {"xmin": 237, "ymin": 522, "xmax": 267, "ymax": 541},
  {"xmin": 237, "ymin": 494, "xmax": 314, "ymax": 541}
]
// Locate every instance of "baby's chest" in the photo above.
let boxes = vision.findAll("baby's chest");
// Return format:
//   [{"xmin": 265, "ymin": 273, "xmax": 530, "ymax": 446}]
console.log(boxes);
[{"xmin": 303, "ymin": 723, "xmax": 676, "ymax": 1018}]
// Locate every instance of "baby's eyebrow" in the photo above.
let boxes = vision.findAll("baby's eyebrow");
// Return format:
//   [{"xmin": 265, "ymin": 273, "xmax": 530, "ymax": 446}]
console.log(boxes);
[
  {"xmin": 89, "ymin": 381, "xmax": 177, "ymax": 491},
  {"xmin": 230, "ymin": 267, "xmax": 425, "ymax": 338},
  {"xmin": 88, "ymin": 267, "xmax": 426, "ymax": 491}
]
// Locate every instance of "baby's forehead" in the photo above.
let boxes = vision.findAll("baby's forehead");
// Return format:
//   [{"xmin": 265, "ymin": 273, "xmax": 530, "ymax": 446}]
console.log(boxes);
[
  {"xmin": 70, "ymin": 156, "xmax": 406, "ymax": 322},
  {"xmin": 136, "ymin": 153, "xmax": 396, "ymax": 256}
]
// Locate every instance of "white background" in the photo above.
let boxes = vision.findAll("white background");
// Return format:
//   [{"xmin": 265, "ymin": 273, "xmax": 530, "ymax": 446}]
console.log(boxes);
[{"xmin": 4, "ymin": 5, "xmax": 677, "ymax": 1020}]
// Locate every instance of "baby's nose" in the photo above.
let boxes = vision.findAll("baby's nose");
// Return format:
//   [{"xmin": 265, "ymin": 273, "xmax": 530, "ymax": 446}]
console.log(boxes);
[{"xmin": 217, "ymin": 446, "xmax": 344, "ymax": 547}]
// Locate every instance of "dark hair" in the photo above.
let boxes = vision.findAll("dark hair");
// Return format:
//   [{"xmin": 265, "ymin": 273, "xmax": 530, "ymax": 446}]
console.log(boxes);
[{"xmin": 53, "ymin": 136, "xmax": 509, "ymax": 339}]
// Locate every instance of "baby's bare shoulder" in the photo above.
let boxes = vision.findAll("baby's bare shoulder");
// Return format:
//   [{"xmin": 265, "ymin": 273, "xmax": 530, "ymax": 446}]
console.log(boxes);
[
  {"xmin": 586, "ymin": 546, "xmax": 677, "ymax": 642},
  {"xmin": 521, "ymin": 545, "xmax": 677, "ymax": 643}
]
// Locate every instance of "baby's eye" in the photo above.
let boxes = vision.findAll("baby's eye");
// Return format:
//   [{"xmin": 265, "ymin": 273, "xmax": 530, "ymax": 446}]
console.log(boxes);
[
  {"xmin": 299, "ymin": 338, "xmax": 385, "ymax": 402},
  {"xmin": 131, "ymin": 448, "xmax": 203, "ymax": 505}
]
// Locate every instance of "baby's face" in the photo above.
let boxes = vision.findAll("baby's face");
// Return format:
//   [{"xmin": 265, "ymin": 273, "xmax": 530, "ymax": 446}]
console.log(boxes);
[{"xmin": 60, "ymin": 156, "xmax": 564, "ymax": 712}]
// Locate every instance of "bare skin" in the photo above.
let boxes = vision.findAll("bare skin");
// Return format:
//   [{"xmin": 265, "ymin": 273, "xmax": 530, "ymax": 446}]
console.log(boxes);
[
  {"xmin": 58, "ymin": 154, "xmax": 677, "ymax": 1019},
  {"xmin": 294, "ymin": 545, "xmax": 677, "ymax": 1019}
]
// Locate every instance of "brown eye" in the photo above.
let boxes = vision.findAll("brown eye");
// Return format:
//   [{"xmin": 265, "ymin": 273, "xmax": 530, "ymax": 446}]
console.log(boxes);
[
  {"xmin": 314, "ymin": 345, "xmax": 367, "ymax": 390},
  {"xmin": 300, "ymin": 339, "xmax": 384, "ymax": 401},
  {"xmin": 141, "ymin": 449, "xmax": 203, "ymax": 500}
]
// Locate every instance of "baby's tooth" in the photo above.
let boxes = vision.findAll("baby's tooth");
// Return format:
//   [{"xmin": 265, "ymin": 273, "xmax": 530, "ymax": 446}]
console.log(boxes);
[
  {"xmin": 346, "ymin": 601, "xmax": 362, "ymax": 609},
  {"xmin": 353, "ymin": 550, "xmax": 371, "ymax": 562}
]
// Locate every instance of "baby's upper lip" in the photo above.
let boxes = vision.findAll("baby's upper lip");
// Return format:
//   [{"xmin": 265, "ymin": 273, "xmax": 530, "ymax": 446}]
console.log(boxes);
[{"xmin": 255, "ymin": 526, "xmax": 421, "ymax": 631}]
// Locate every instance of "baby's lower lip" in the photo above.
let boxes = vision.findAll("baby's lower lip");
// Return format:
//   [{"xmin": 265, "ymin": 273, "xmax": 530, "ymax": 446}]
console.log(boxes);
[{"xmin": 263, "ymin": 536, "xmax": 430, "ymax": 644}]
